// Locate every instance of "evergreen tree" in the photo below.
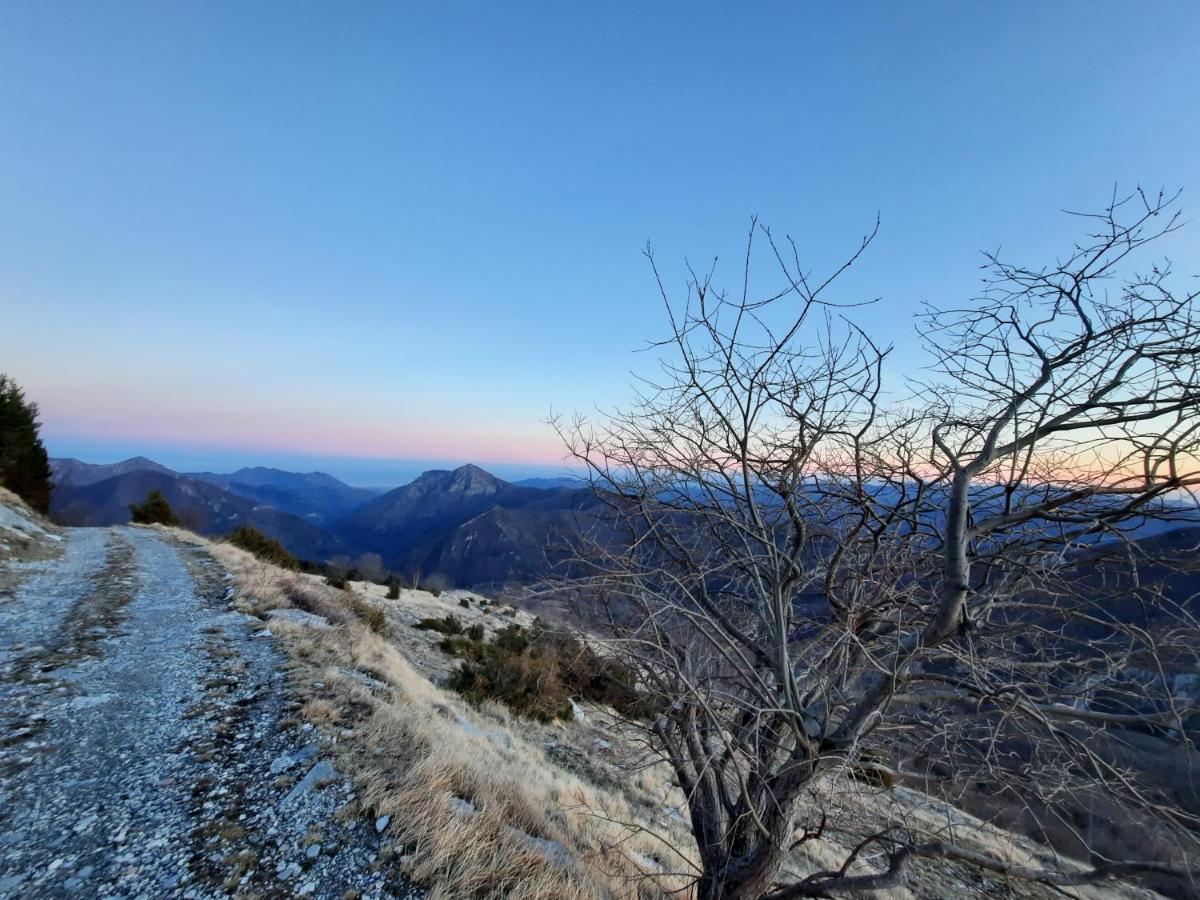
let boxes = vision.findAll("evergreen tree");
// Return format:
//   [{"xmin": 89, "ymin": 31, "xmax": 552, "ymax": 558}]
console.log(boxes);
[
  {"xmin": 0, "ymin": 374, "xmax": 53, "ymax": 513},
  {"xmin": 129, "ymin": 490, "xmax": 179, "ymax": 526}
]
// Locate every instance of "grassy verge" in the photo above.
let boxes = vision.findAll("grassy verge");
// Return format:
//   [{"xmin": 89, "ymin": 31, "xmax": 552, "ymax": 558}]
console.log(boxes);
[{"xmin": 198, "ymin": 537, "xmax": 696, "ymax": 899}]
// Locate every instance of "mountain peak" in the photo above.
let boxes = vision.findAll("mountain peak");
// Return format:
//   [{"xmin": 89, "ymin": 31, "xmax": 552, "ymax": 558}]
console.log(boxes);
[
  {"xmin": 406, "ymin": 464, "xmax": 505, "ymax": 496},
  {"xmin": 51, "ymin": 455, "xmax": 176, "ymax": 487},
  {"xmin": 453, "ymin": 462, "xmax": 500, "ymax": 481},
  {"xmin": 451, "ymin": 463, "xmax": 504, "ymax": 491}
]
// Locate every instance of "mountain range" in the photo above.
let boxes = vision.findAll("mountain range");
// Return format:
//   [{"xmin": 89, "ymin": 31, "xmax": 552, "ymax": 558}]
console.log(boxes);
[
  {"xmin": 339, "ymin": 464, "xmax": 602, "ymax": 585},
  {"xmin": 53, "ymin": 456, "xmax": 1200, "ymax": 596},
  {"xmin": 49, "ymin": 457, "xmax": 597, "ymax": 587}
]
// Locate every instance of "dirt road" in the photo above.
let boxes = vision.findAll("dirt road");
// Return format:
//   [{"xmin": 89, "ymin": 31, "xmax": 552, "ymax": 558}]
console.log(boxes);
[{"xmin": 0, "ymin": 526, "xmax": 419, "ymax": 899}]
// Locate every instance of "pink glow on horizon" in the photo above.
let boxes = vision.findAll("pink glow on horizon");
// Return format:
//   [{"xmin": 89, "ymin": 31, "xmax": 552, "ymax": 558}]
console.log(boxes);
[{"xmin": 36, "ymin": 385, "xmax": 567, "ymax": 466}]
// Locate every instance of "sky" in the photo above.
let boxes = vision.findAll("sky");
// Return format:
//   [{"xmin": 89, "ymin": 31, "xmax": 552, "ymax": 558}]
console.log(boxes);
[{"xmin": 2, "ymin": 2, "xmax": 1198, "ymax": 486}]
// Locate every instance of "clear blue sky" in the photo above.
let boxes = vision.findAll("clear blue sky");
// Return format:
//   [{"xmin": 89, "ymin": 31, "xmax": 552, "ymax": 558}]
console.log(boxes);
[{"xmin": 2, "ymin": 2, "xmax": 1197, "ymax": 485}]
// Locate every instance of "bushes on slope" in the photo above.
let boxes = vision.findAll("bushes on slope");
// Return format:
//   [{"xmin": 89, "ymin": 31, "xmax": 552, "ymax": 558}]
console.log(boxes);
[
  {"xmin": 227, "ymin": 525, "xmax": 300, "ymax": 570},
  {"xmin": 443, "ymin": 619, "xmax": 647, "ymax": 722}
]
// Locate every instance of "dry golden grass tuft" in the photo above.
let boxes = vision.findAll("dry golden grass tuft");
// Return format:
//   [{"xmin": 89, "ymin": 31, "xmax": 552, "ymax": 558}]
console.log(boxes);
[{"xmin": 301, "ymin": 698, "xmax": 342, "ymax": 726}]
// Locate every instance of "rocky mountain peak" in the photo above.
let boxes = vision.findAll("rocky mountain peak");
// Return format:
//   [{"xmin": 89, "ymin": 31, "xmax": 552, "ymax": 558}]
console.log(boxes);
[{"xmin": 449, "ymin": 464, "xmax": 505, "ymax": 495}]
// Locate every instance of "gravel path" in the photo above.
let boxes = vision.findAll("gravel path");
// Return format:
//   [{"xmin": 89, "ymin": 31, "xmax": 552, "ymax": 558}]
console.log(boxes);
[{"xmin": 0, "ymin": 526, "xmax": 421, "ymax": 899}]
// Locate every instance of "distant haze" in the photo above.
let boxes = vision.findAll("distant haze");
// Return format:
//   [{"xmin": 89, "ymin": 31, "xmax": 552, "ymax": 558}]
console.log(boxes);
[{"xmin": 43, "ymin": 436, "xmax": 579, "ymax": 489}]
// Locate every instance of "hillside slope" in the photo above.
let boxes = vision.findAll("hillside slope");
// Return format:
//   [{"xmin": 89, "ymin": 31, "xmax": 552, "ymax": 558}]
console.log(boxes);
[
  {"xmin": 50, "ymin": 469, "xmax": 345, "ymax": 562},
  {"xmin": 187, "ymin": 466, "xmax": 379, "ymax": 523},
  {"xmin": 50, "ymin": 455, "xmax": 174, "ymax": 486},
  {"xmin": 338, "ymin": 464, "xmax": 602, "ymax": 584}
]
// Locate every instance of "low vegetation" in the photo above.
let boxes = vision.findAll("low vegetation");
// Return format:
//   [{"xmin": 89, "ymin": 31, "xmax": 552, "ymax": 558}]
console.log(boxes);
[
  {"xmin": 139, "ymin": 525, "xmax": 1156, "ymax": 899},
  {"xmin": 226, "ymin": 525, "xmax": 299, "ymax": 570},
  {"xmin": 413, "ymin": 613, "xmax": 463, "ymax": 635},
  {"xmin": 443, "ymin": 619, "xmax": 645, "ymax": 723},
  {"xmin": 197, "ymin": 536, "xmax": 695, "ymax": 899}
]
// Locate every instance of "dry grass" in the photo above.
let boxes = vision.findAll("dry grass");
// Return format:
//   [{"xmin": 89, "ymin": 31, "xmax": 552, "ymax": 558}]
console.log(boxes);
[
  {"xmin": 206, "ymin": 540, "xmax": 696, "ymax": 899},
  {"xmin": 188, "ymin": 536, "xmax": 1138, "ymax": 900},
  {"xmin": 301, "ymin": 698, "xmax": 342, "ymax": 726}
]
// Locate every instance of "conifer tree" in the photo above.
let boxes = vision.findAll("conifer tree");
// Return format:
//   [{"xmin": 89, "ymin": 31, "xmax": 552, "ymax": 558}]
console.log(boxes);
[
  {"xmin": 129, "ymin": 490, "xmax": 180, "ymax": 526},
  {"xmin": 0, "ymin": 374, "xmax": 53, "ymax": 513}
]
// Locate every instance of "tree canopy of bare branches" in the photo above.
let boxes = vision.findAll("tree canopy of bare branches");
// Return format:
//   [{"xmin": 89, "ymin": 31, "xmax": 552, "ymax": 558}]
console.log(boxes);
[{"xmin": 556, "ymin": 189, "xmax": 1200, "ymax": 899}]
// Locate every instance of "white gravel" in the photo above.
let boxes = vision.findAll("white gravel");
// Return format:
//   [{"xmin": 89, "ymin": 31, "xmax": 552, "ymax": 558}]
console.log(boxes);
[{"xmin": 0, "ymin": 526, "xmax": 423, "ymax": 899}]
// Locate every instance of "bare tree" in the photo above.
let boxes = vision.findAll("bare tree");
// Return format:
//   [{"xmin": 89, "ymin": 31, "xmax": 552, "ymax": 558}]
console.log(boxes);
[
  {"xmin": 355, "ymin": 552, "xmax": 387, "ymax": 583},
  {"xmin": 556, "ymin": 189, "xmax": 1200, "ymax": 899}
]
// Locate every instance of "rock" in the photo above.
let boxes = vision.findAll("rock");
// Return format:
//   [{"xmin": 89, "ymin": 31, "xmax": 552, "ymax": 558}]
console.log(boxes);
[
  {"xmin": 506, "ymin": 827, "xmax": 572, "ymax": 867},
  {"xmin": 632, "ymin": 851, "xmax": 663, "ymax": 872},
  {"xmin": 374, "ymin": 815, "xmax": 390, "ymax": 833},
  {"xmin": 72, "ymin": 815, "xmax": 97, "ymax": 835},
  {"xmin": 282, "ymin": 761, "xmax": 340, "ymax": 807},
  {"xmin": 278, "ymin": 861, "xmax": 302, "ymax": 880},
  {"xmin": 569, "ymin": 698, "xmax": 588, "ymax": 722},
  {"xmin": 305, "ymin": 843, "xmax": 320, "ymax": 859},
  {"xmin": 269, "ymin": 744, "xmax": 317, "ymax": 775},
  {"xmin": 265, "ymin": 609, "xmax": 332, "ymax": 630},
  {"xmin": 593, "ymin": 739, "xmax": 613, "ymax": 753},
  {"xmin": 68, "ymin": 693, "xmax": 117, "ymax": 710},
  {"xmin": 338, "ymin": 668, "xmax": 389, "ymax": 692},
  {"xmin": 448, "ymin": 797, "xmax": 477, "ymax": 816},
  {"xmin": 446, "ymin": 711, "xmax": 513, "ymax": 749}
]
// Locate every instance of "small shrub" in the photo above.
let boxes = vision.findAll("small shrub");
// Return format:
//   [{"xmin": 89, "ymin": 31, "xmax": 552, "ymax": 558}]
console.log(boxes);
[
  {"xmin": 386, "ymin": 578, "xmax": 400, "ymax": 600},
  {"xmin": 492, "ymin": 623, "xmax": 532, "ymax": 654},
  {"xmin": 438, "ymin": 634, "xmax": 484, "ymax": 659},
  {"xmin": 326, "ymin": 572, "xmax": 348, "ymax": 590},
  {"xmin": 414, "ymin": 614, "xmax": 462, "ymax": 635},
  {"xmin": 447, "ymin": 650, "xmax": 572, "ymax": 723},
  {"xmin": 458, "ymin": 596, "xmax": 470, "ymax": 609},
  {"xmin": 437, "ymin": 623, "xmax": 487, "ymax": 658},
  {"xmin": 227, "ymin": 525, "xmax": 299, "ymax": 570},
  {"xmin": 447, "ymin": 618, "xmax": 650, "ymax": 721},
  {"xmin": 129, "ymin": 490, "xmax": 179, "ymax": 526}
]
